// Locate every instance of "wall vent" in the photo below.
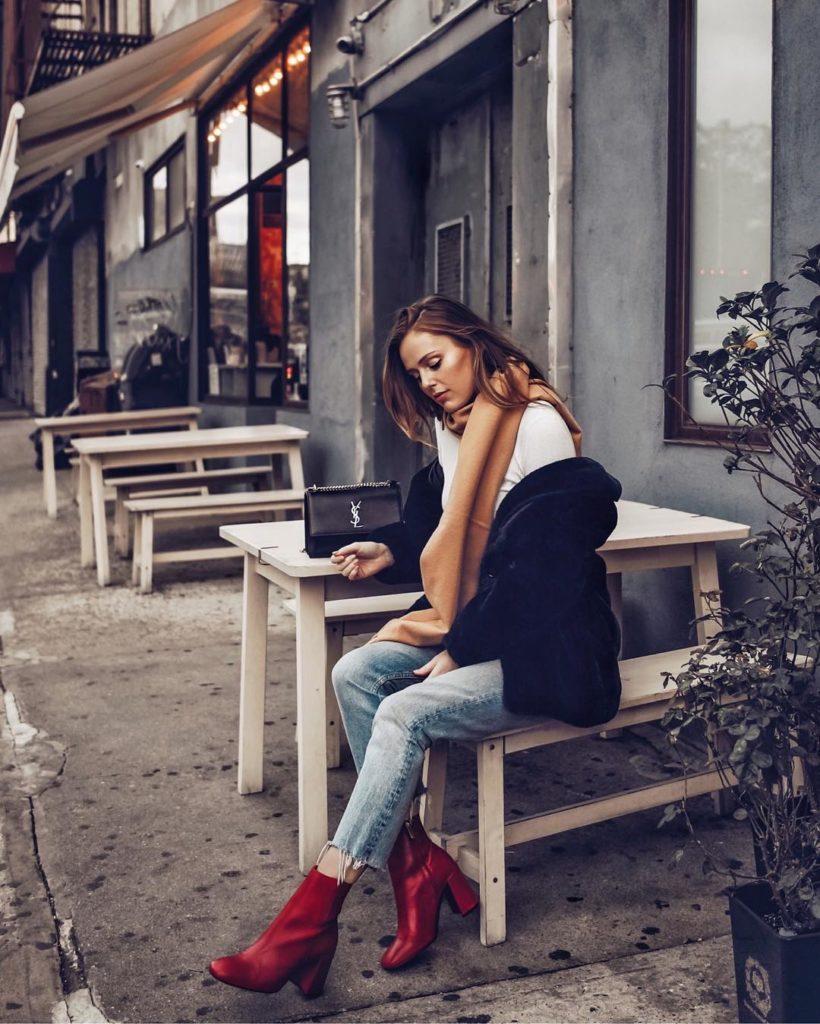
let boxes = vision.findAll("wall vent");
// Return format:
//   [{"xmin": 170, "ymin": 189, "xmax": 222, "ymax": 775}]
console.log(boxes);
[{"xmin": 435, "ymin": 218, "xmax": 466, "ymax": 302}]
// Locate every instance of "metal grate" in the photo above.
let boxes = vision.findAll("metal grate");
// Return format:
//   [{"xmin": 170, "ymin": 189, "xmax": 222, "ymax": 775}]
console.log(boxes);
[
  {"xmin": 435, "ymin": 219, "xmax": 465, "ymax": 301},
  {"xmin": 29, "ymin": 28, "xmax": 151, "ymax": 92}
]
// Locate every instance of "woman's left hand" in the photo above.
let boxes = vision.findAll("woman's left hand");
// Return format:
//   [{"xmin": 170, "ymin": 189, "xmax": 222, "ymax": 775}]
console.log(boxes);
[{"xmin": 413, "ymin": 650, "xmax": 460, "ymax": 679}]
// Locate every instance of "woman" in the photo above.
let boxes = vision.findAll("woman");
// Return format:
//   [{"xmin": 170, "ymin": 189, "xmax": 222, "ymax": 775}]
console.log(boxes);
[{"xmin": 208, "ymin": 295, "xmax": 622, "ymax": 998}]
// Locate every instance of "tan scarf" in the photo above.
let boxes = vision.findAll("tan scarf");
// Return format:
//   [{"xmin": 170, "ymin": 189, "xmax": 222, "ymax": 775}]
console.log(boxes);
[{"xmin": 368, "ymin": 360, "xmax": 583, "ymax": 648}]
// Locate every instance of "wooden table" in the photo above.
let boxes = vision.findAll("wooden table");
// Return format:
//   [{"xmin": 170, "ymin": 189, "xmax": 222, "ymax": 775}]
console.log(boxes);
[
  {"xmin": 73, "ymin": 425, "xmax": 308, "ymax": 586},
  {"xmin": 34, "ymin": 406, "xmax": 201, "ymax": 518},
  {"xmin": 219, "ymin": 500, "xmax": 750, "ymax": 875}
]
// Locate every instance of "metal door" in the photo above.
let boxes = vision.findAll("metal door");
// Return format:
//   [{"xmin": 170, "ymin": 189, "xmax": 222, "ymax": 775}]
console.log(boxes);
[{"xmin": 425, "ymin": 76, "xmax": 512, "ymax": 323}]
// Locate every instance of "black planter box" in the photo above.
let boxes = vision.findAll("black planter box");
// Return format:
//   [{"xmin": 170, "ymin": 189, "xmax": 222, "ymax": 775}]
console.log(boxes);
[{"xmin": 730, "ymin": 882, "xmax": 820, "ymax": 1023}]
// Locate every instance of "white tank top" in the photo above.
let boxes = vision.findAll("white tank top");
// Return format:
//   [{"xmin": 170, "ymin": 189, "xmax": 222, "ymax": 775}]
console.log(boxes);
[{"xmin": 434, "ymin": 400, "xmax": 577, "ymax": 515}]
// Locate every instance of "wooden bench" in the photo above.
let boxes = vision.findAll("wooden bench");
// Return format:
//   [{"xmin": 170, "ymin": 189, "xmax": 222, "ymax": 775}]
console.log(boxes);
[
  {"xmin": 110, "ymin": 465, "xmax": 273, "ymax": 557},
  {"xmin": 279, "ymin": 591, "xmax": 777, "ymax": 947},
  {"xmin": 127, "ymin": 489, "xmax": 303, "ymax": 593}
]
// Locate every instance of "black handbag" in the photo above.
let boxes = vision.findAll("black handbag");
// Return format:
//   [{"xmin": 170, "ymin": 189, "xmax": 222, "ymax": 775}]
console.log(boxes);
[{"xmin": 303, "ymin": 480, "xmax": 403, "ymax": 558}]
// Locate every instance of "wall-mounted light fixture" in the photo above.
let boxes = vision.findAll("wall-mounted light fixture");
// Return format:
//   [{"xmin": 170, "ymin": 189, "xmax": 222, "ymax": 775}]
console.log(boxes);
[{"xmin": 326, "ymin": 83, "xmax": 361, "ymax": 129}]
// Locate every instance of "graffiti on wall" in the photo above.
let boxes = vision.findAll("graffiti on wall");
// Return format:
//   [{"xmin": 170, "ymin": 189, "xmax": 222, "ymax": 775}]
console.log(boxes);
[{"xmin": 111, "ymin": 290, "xmax": 187, "ymax": 370}]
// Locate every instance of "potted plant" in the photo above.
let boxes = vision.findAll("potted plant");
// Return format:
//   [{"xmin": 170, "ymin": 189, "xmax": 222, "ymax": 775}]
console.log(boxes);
[{"xmin": 651, "ymin": 246, "xmax": 820, "ymax": 1023}]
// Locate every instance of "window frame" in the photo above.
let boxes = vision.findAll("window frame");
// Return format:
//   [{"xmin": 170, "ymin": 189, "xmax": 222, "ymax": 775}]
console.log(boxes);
[
  {"xmin": 664, "ymin": 0, "xmax": 772, "ymax": 450},
  {"xmin": 197, "ymin": 16, "xmax": 310, "ymax": 409},
  {"xmin": 143, "ymin": 138, "xmax": 186, "ymax": 250}
]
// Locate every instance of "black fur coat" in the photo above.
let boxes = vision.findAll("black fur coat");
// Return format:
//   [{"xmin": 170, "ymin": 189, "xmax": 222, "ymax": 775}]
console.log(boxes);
[{"xmin": 369, "ymin": 456, "xmax": 623, "ymax": 727}]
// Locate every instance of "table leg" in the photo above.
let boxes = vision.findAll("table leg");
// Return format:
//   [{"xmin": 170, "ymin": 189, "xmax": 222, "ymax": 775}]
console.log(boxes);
[
  {"xmin": 600, "ymin": 572, "xmax": 624, "ymax": 739},
  {"xmin": 238, "ymin": 554, "xmax": 269, "ymax": 795},
  {"xmin": 78, "ymin": 456, "xmax": 94, "ymax": 567},
  {"xmin": 325, "ymin": 624, "xmax": 343, "ymax": 769},
  {"xmin": 89, "ymin": 459, "xmax": 111, "ymax": 586},
  {"xmin": 287, "ymin": 443, "xmax": 305, "ymax": 491},
  {"xmin": 42, "ymin": 430, "xmax": 58, "ymax": 518},
  {"xmin": 295, "ymin": 576, "xmax": 329, "ymax": 874},
  {"xmin": 692, "ymin": 543, "xmax": 723, "ymax": 643}
]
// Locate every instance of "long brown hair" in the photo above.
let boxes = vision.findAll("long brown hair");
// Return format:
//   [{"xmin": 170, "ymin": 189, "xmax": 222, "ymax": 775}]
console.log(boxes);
[{"xmin": 381, "ymin": 294, "xmax": 565, "ymax": 447}]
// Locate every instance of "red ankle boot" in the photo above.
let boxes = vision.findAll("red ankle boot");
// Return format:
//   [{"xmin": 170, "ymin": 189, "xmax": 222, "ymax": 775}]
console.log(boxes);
[
  {"xmin": 208, "ymin": 867, "xmax": 351, "ymax": 997},
  {"xmin": 381, "ymin": 815, "xmax": 478, "ymax": 970}
]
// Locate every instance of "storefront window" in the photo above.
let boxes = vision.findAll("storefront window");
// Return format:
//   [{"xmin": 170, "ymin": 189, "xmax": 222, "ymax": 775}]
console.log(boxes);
[{"xmin": 200, "ymin": 23, "xmax": 310, "ymax": 406}]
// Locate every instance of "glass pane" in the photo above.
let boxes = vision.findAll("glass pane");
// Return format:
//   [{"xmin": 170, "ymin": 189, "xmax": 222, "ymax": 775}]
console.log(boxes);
[
  {"xmin": 207, "ymin": 196, "xmax": 248, "ymax": 400},
  {"xmin": 286, "ymin": 159, "xmax": 309, "ymax": 403},
  {"xmin": 688, "ymin": 0, "xmax": 772, "ymax": 425},
  {"xmin": 251, "ymin": 55, "xmax": 283, "ymax": 179},
  {"xmin": 168, "ymin": 150, "xmax": 185, "ymax": 231},
  {"xmin": 252, "ymin": 175, "xmax": 285, "ymax": 402},
  {"xmin": 206, "ymin": 88, "xmax": 248, "ymax": 204},
  {"xmin": 151, "ymin": 166, "xmax": 167, "ymax": 242},
  {"xmin": 286, "ymin": 27, "xmax": 310, "ymax": 155}
]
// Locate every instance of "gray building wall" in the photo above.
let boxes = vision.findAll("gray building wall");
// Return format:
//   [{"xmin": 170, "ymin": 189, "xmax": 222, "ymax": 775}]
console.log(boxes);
[{"xmin": 572, "ymin": 0, "xmax": 820, "ymax": 657}]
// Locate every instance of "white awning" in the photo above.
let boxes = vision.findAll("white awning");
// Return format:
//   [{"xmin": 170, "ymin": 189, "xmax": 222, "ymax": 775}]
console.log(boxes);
[{"xmin": 0, "ymin": 0, "xmax": 302, "ymax": 218}]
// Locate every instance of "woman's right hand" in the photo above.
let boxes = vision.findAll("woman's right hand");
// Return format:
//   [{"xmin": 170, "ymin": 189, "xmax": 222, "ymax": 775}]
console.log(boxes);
[{"xmin": 330, "ymin": 541, "xmax": 395, "ymax": 581}]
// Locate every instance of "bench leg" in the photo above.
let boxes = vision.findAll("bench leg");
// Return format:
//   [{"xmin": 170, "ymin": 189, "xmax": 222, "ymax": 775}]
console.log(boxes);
[
  {"xmin": 114, "ymin": 494, "xmax": 131, "ymax": 557},
  {"xmin": 477, "ymin": 737, "xmax": 506, "ymax": 946},
  {"xmin": 138, "ymin": 515, "xmax": 154, "ymax": 594},
  {"xmin": 325, "ymin": 624, "xmax": 343, "ymax": 769},
  {"xmin": 420, "ymin": 741, "xmax": 449, "ymax": 835}
]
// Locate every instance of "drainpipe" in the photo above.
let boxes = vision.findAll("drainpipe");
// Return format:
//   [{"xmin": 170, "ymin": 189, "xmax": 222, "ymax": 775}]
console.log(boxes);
[
  {"xmin": 352, "ymin": 105, "xmax": 366, "ymax": 482},
  {"xmin": 547, "ymin": 0, "xmax": 573, "ymax": 401}
]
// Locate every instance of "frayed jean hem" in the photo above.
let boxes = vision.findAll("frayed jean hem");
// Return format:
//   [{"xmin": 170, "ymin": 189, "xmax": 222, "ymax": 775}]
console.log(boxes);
[{"xmin": 317, "ymin": 840, "xmax": 382, "ymax": 881}]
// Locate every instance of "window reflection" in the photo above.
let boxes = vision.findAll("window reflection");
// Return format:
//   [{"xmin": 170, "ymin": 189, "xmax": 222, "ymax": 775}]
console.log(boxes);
[
  {"xmin": 688, "ymin": 0, "xmax": 772, "ymax": 426},
  {"xmin": 207, "ymin": 196, "xmax": 248, "ymax": 398},
  {"xmin": 252, "ymin": 55, "xmax": 283, "ymax": 180},
  {"xmin": 168, "ymin": 150, "xmax": 185, "ymax": 231},
  {"xmin": 206, "ymin": 88, "xmax": 248, "ymax": 203},
  {"xmin": 286, "ymin": 27, "xmax": 310, "ymax": 155},
  {"xmin": 287, "ymin": 160, "xmax": 309, "ymax": 401},
  {"xmin": 151, "ymin": 166, "xmax": 167, "ymax": 240},
  {"xmin": 253, "ymin": 175, "xmax": 284, "ymax": 401}
]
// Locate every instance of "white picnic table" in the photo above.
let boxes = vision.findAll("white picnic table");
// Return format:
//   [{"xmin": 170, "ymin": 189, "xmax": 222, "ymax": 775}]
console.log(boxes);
[
  {"xmin": 219, "ymin": 499, "xmax": 751, "ymax": 874},
  {"xmin": 73, "ymin": 425, "xmax": 308, "ymax": 586},
  {"xmin": 34, "ymin": 406, "xmax": 201, "ymax": 518}
]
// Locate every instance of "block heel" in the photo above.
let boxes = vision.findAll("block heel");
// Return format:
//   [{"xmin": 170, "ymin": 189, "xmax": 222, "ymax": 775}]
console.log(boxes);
[
  {"xmin": 291, "ymin": 951, "xmax": 334, "ymax": 998},
  {"xmin": 444, "ymin": 866, "xmax": 479, "ymax": 916}
]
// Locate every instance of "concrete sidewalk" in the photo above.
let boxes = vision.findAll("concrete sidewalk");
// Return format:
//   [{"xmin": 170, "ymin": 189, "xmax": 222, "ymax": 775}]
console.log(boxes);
[{"xmin": 0, "ymin": 415, "xmax": 743, "ymax": 1023}]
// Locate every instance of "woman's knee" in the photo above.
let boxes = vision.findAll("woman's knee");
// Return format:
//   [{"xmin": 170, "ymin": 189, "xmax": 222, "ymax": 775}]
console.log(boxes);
[
  {"xmin": 331, "ymin": 642, "xmax": 388, "ymax": 702},
  {"xmin": 372, "ymin": 691, "xmax": 428, "ymax": 749},
  {"xmin": 331, "ymin": 646, "xmax": 363, "ymax": 701}
]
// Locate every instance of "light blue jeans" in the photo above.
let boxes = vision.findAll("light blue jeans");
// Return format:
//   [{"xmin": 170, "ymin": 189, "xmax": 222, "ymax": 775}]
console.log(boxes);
[{"xmin": 327, "ymin": 639, "xmax": 537, "ymax": 873}]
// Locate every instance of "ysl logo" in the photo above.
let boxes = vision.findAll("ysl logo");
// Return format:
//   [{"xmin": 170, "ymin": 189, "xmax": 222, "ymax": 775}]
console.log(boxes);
[{"xmin": 350, "ymin": 500, "xmax": 363, "ymax": 528}]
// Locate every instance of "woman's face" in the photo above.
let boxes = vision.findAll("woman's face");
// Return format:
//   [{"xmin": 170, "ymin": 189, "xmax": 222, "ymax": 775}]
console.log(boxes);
[{"xmin": 399, "ymin": 329, "xmax": 475, "ymax": 412}]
